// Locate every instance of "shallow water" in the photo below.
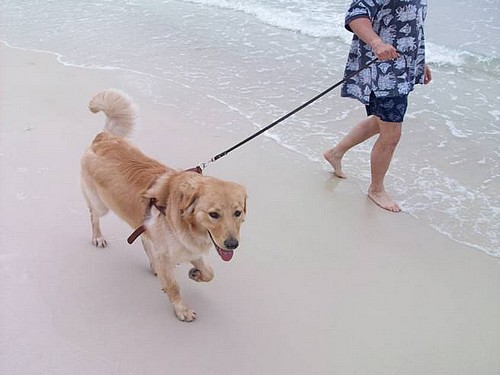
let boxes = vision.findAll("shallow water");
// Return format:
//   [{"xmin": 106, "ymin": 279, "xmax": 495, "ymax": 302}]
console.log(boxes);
[{"xmin": 1, "ymin": 0, "xmax": 498, "ymax": 256}]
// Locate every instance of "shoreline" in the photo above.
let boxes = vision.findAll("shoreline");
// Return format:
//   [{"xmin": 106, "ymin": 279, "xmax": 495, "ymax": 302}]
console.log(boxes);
[{"xmin": 1, "ymin": 44, "xmax": 499, "ymax": 374}]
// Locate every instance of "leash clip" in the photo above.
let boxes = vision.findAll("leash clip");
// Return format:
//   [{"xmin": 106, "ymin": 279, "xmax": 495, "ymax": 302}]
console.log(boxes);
[{"xmin": 199, "ymin": 159, "xmax": 215, "ymax": 172}]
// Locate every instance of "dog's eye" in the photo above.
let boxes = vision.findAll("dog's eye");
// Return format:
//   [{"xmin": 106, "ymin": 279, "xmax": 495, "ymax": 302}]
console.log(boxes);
[
  {"xmin": 209, "ymin": 212, "xmax": 220, "ymax": 219},
  {"xmin": 234, "ymin": 210, "xmax": 242, "ymax": 217}
]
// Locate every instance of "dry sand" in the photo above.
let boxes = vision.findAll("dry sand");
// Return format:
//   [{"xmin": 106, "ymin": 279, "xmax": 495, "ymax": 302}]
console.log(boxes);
[{"xmin": 1, "ymin": 44, "xmax": 499, "ymax": 375}]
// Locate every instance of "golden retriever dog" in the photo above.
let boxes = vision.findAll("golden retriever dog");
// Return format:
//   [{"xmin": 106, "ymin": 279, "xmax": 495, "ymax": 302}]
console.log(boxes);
[{"xmin": 80, "ymin": 89, "xmax": 247, "ymax": 322}]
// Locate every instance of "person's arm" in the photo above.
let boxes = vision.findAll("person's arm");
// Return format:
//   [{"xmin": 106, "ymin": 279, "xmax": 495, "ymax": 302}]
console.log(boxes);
[{"xmin": 348, "ymin": 17, "xmax": 398, "ymax": 61}]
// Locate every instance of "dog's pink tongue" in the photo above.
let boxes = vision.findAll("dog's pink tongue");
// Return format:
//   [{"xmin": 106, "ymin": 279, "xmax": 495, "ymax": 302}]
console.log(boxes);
[{"xmin": 218, "ymin": 248, "xmax": 234, "ymax": 262}]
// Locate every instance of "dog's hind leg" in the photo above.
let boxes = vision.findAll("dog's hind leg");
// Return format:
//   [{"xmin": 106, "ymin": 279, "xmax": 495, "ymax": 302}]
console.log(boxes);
[
  {"xmin": 81, "ymin": 179, "xmax": 109, "ymax": 248},
  {"xmin": 90, "ymin": 210, "xmax": 107, "ymax": 248}
]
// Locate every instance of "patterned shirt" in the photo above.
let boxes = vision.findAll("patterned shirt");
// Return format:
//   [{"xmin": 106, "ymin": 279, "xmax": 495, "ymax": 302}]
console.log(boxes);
[{"xmin": 341, "ymin": 0, "xmax": 428, "ymax": 105}]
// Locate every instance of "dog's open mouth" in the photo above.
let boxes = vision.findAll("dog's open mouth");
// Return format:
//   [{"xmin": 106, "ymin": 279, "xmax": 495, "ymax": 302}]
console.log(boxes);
[
  {"xmin": 216, "ymin": 246, "xmax": 234, "ymax": 262},
  {"xmin": 208, "ymin": 231, "xmax": 234, "ymax": 262}
]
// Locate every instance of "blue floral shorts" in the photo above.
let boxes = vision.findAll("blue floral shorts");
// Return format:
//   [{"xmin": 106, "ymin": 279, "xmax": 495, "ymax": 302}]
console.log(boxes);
[{"xmin": 365, "ymin": 93, "xmax": 409, "ymax": 123}]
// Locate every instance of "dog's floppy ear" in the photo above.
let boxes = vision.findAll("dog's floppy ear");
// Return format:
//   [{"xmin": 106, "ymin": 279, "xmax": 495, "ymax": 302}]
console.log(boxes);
[
  {"xmin": 178, "ymin": 180, "xmax": 200, "ymax": 215},
  {"xmin": 165, "ymin": 172, "xmax": 202, "ymax": 216},
  {"xmin": 180, "ymin": 191, "xmax": 198, "ymax": 215}
]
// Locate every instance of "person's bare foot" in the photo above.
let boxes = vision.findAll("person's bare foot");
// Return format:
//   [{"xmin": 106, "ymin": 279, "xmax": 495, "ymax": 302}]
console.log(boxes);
[
  {"xmin": 323, "ymin": 148, "xmax": 346, "ymax": 178},
  {"xmin": 368, "ymin": 187, "xmax": 401, "ymax": 212}
]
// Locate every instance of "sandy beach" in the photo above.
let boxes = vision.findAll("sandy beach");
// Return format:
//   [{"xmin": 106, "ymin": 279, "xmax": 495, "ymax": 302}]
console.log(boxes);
[{"xmin": 1, "ymin": 44, "xmax": 499, "ymax": 374}]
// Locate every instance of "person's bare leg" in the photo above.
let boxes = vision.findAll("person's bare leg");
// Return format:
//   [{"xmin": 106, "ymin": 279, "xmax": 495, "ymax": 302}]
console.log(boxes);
[
  {"xmin": 324, "ymin": 116, "xmax": 380, "ymax": 178},
  {"xmin": 368, "ymin": 118, "xmax": 402, "ymax": 212}
]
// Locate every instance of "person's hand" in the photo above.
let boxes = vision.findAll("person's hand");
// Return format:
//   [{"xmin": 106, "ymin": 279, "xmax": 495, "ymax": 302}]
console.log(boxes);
[
  {"xmin": 424, "ymin": 64, "xmax": 432, "ymax": 84},
  {"xmin": 370, "ymin": 40, "xmax": 399, "ymax": 61}
]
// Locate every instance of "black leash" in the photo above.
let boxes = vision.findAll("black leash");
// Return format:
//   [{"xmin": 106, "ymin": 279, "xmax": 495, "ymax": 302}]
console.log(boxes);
[{"xmin": 196, "ymin": 57, "xmax": 378, "ymax": 171}]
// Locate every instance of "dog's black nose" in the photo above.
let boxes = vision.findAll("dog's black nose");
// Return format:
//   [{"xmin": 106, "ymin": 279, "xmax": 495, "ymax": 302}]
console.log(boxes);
[{"xmin": 224, "ymin": 238, "xmax": 239, "ymax": 250}]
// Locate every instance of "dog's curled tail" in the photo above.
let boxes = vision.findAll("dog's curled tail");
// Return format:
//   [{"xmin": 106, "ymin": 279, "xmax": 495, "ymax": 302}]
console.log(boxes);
[{"xmin": 88, "ymin": 89, "xmax": 138, "ymax": 138}]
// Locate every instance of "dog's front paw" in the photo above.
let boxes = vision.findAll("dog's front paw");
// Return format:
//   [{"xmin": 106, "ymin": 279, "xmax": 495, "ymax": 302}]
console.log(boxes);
[
  {"xmin": 173, "ymin": 305, "xmax": 196, "ymax": 322},
  {"xmin": 92, "ymin": 236, "xmax": 108, "ymax": 248},
  {"xmin": 189, "ymin": 268, "xmax": 203, "ymax": 282},
  {"xmin": 189, "ymin": 267, "xmax": 214, "ymax": 282}
]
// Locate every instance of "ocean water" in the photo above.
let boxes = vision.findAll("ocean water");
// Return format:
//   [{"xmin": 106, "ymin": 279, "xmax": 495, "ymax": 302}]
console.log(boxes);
[{"xmin": 1, "ymin": 0, "xmax": 498, "ymax": 257}]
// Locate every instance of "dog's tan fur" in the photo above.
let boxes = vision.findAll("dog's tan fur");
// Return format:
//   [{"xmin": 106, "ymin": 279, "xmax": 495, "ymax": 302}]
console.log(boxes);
[{"xmin": 81, "ymin": 89, "xmax": 247, "ymax": 322}]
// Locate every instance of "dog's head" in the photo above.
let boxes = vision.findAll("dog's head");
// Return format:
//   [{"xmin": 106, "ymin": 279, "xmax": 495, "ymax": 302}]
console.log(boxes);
[
  {"xmin": 147, "ymin": 171, "xmax": 247, "ymax": 262},
  {"xmin": 191, "ymin": 176, "xmax": 247, "ymax": 261}
]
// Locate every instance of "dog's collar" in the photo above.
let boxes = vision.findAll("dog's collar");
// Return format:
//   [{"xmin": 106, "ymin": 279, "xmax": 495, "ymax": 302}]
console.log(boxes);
[
  {"xmin": 127, "ymin": 167, "xmax": 202, "ymax": 245},
  {"xmin": 150, "ymin": 198, "xmax": 166, "ymax": 216},
  {"xmin": 127, "ymin": 198, "xmax": 165, "ymax": 244}
]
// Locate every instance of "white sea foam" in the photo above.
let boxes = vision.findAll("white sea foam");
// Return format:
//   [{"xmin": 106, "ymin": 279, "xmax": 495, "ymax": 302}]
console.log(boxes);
[
  {"xmin": 181, "ymin": 0, "xmax": 356, "ymax": 42},
  {"xmin": 426, "ymin": 42, "xmax": 469, "ymax": 66},
  {"xmin": 489, "ymin": 110, "xmax": 500, "ymax": 122},
  {"xmin": 444, "ymin": 120, "xmax": 469, "ymax": 138}
]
